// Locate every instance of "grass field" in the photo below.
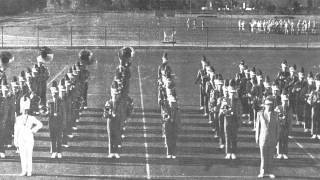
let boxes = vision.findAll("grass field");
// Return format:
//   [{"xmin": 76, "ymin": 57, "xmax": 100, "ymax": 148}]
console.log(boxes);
[
  {"xmin": 0, "ymin": 48, "xmax": 319, "ymax": 179},
  {"xmin": 0, "ymin": 13, "xmax": 319, "ymax": 47}
]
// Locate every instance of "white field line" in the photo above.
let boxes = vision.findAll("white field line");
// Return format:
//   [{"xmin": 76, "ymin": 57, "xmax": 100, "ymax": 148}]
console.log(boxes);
[
  {"xmin": 290, "ymin": 136, "xmax": 317, "ymax": 161},
  {"xmin": 137, "ymin": 65, "xmax": 151, "ymax": 179}
]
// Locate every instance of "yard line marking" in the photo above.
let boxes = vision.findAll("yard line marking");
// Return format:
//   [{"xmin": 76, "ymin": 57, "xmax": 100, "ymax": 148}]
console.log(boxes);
[
  {"xmin": 138, "ymin": 65, "xmax": 151, "ymax": 180},
  {"xmin": 290, "ymin": 136, "xmax": 317, "ymax": 161},
  {"xmin": 47, "ymin": 65, "xmax": 69, "ymax": 87}
]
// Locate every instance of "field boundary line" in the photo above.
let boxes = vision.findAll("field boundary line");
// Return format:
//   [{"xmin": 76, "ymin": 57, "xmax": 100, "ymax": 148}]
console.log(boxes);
[{"xmin": 137, "ymin": 65, "xmax": 151, "ymax": 179}]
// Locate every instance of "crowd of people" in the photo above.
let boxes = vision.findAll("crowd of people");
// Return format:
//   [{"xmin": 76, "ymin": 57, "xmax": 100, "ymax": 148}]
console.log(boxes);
[
  {"xmin": 194, "ymin": 56, "xmax": 320, "ymax": 178},
  {"xmin": 238, "ymin": 18, "xmax": 318, "ymax": 35}
]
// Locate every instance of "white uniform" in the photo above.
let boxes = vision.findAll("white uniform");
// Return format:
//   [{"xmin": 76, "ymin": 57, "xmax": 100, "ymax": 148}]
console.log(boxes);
[{"xmin": 14, "ymin": 114, "xmax": 42, "ymax": 175}]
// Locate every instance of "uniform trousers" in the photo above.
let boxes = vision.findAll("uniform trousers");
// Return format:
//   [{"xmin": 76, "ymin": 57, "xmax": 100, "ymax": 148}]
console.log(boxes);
[
  {"xmin": 219, "ymin": 114, "xmax": 225, "ymax": 145},
  {"xmin": 0, "ymin": 127, "xmax": 6, "ymax": 153},
  {"xmin": 82, "ymin": 82, "xmax": 88, "ymax": 106},
  {"xmin": 224, "ymin": 115, "xmax": 238, "ymax": 154},
  {"xmin": 50, "ymin": 119, "xmax": 62, "ymax": 153},
  {"xmin": 241, "ymin": 97, "xmax": 249, "ymax": 114},
  {"xmin": 199, "ymin": 85, "xmax": 205, "ymax": 107},
  {"xmin": 311, "ymin": 105, "xmax": 320, "ymax": 135},
  {"xmin": 165, "ymin": 121, "xmax": 177, "ymax": 156},
  {"xmin": 260, "ymin": 145, "xmax": 275, "ymax": 174},
  {"xmin": 296, "ymin": 101, "xmax": 305, "ymax": 123},
  {"xmin": 19, "ymin": 136, "xmax": 34, "ymax": 173},
  {"xmin": 107, "ymin": 117, "xmax": 121, "ymax": 154},
  {"xmin": 277, "ymin": 125, "xmax": 289, "ymax": 154},
  {"xmin": 39, "ymin": 83, "xmax": 47, "ymax": 108},
  {"xmin": 5, "ymin": 119, "xmax": 14, "ymax": 145},
  {"xmin": 304, "ymin": 103, "xmax": 312, "ymax": 129}
]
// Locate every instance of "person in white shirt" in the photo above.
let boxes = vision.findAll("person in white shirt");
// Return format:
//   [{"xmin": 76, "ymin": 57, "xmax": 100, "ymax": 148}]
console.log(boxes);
[{"xmin": 14, "ymin": 96, "xmax": 43, "ymax": 177}]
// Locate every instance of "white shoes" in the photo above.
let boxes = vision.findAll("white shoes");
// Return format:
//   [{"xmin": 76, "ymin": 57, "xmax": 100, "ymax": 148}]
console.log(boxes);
[
  {"xmin": 0, "ymin": 153, "xmax": 5, "ymax": 158},
  {"xmin": 108, "ymin": 153, "xmax": 114, "ymax": 158},
  {"xmin": 283, "ymin": 154, "xmax": 289, "ymax": 159},
  {"xmin": 219, "ymin": 144, "xmax": 225, "ymax": 149},
  {"xmin": 269, "ymin": 174, "xmax": 276, "ymax": 179},
  {"xmin": 225, "ymin": 153, "xmax": 231, "ymax": 159},
  {"xmin": 171, "ymin": 155, "xmax": 176, "ymax": 159},
  {"xmin": 166, "ymin": 155, "xmax": 171, "ymax": 159},
  {"xmin": 57, "ymin": 153, "xmax": 62, "ymax": 159},
  {"xmin": 72, "ymin": 127, "xmax": 78, "ymax": 130},
  {"xmin": 51, "ymin": 153, "xmax": 57, "ymax": 159},
  {"xmin": 108, "ymin": 153, "xmax": 120, "ymax": 158},
  {"xmin": 114, "ymin": 153, "xmax": 120, "ymax": 159},
  {"xmin": 257, "ymin": 173, "xmax": 264, "ymax": 178},
  {"xmin": 231, "ymin": 153, "xmax": 237, "ymax": 159},
  {"xmin": 19, "ymin": 172, "xmax": 27, "ymax": 176},
  {"xmin": 276, "ymin": 154, "xmax": 282, "ymax": 159},
  {"xmin": 26, "ymin": 172, "xmax": 32, "ymax": 177},
  {"xmin": 121, "ymin": 134, "xmax": 126, "ymax": 139},
  {"xmin": 68, "ymin": 134, "xmax": 74, "ymax": 138},
  {"xmin": 62, "ymin": 144, "xmax": 69, "ymax": 148},
  {"xmin": 311, "ymin": 135, "xmax": 317, "ymax": 139},
  {"xmin": 317, "ymin": 135, "xmax": 320, "ymax": 139},
  {"xmin": 200, "ymin": 106, "xmax": 204, "ymax": 110},
  {"xmin": 83, "ymin": 106, "xmax": 88, "ymax": 110}
]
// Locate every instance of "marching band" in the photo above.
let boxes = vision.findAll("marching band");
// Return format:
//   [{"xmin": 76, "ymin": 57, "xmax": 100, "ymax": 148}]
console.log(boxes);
[{"xmin": 0, "ymin": 46, "xmax": 318, "ymax": 178}]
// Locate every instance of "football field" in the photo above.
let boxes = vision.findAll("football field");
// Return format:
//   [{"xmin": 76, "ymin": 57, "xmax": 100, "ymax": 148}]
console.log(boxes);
[{"xmin": 0, "ymin": 48, "xmax": 319, "ymax": 179}]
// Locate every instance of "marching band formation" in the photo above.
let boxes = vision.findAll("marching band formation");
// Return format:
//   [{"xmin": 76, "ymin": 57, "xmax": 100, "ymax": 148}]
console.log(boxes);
[
  {"xmin": 238, "ymin": 18, "xmax": 318, "ymax": 35},
  {"xmin": 194, "ymin": 56, "xmax": 320, "ymax": 178},
  {"xmin": 0, "ymin": 46, "xmax": 319, "ymax": 178}
]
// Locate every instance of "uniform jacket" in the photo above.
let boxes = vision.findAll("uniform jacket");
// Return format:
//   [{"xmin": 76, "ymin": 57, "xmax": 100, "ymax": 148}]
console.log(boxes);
[
  {"xmin": 158, "ymin": 63, "xmax": 172, "ymax": 79},
  {"xmin": 48, "ymin": 98, "xmax": 63, "ymax": 130},
  {"xmin": 219, "ymin": 96, "xmax": 242, "ymax": 128},
  {"xmin": 275, "ymin": 105, "xmax": 293, "ymax": 133},
  {"xmin": 0, "ymin": 96, "xmax": 11, "ymax": 129},
  {"xmin": 256, "ymin": 110, "xmax": 280, "ymax": 147},
  {"xmin": 195, "ymin": 68, "xmax": 208, "ymax": 85}
]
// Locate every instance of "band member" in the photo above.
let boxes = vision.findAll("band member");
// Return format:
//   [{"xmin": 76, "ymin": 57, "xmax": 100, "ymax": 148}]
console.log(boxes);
[
  {"xmin": 117, "ymin": 47, "xmax": 134, "ymax": 95},
  {"xmin": 276, "ymin": 60, "xmax": 289, "ymax": 91},
  {"xmin": 48, "ymin": 81, "xmax": 63, "ymax": 159},
  {"xmin": 14, "ymin": 95, "xmax": 43, "ymax": 177},
  {"xmin": 10, "ymin": 76, "xmax": 21, "ymax": 116},
  {"xmin": 220, "ymin": 79, "xmax": 242, "ymax": 160},
  {"xmin": 164, "ymin": 96, "xmax": 180, "ymax": 159},
  {"xmin": 304, "ymin": 72, "xmax": 315, "ymax": 133},
  {"xmin": 287, "ymin": 65, "xmax": 298, "ymax": 124},
  {"xmin": 5, "ymin": 79, "xmax": 15, "ymax": 147},
  {"xmin": 256, "ymin": 96, "xmax": 280, "ymax": 179},
  {"xmin": 0, "ymin": 79, "xmax": 12, "ymax": 158},
  {"xmin": 58, "ymin": 79, "xmax": 69, "ymax": 148},
  {"xmin": 77, "ymin": 61, "xmax": 90, "ymax": 109},
  {"xmin": 209, "ymin": 74, "xmax": 224, "ymax": 137},
  {"xmin": 295, "ymin": 67, "xmax": 306, "ymax": 128},
  {"xmin": 195, "ymin": 56, "xmax": 209, "ymax": 110},
  {"xmin": 36, "ymin": 47, "xmax": 52, "ymax": 113},
  {"xmin": 309, "ymin": 73, "xmax": 320, "ymax": 139},
  {"xmin": 204, "ymin": 66, "xmax": 215, "ymax": 117},
  {"xmin": 104, "ymin": 83, "xmax": 121, "ymax": 159},
  {"xmin": 218, "ymin": 80, "xmax": 229, "ymax": 149},
  {"xmin": 275, "ymin": 90, "xmax": 292, "ymax": 160}
]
